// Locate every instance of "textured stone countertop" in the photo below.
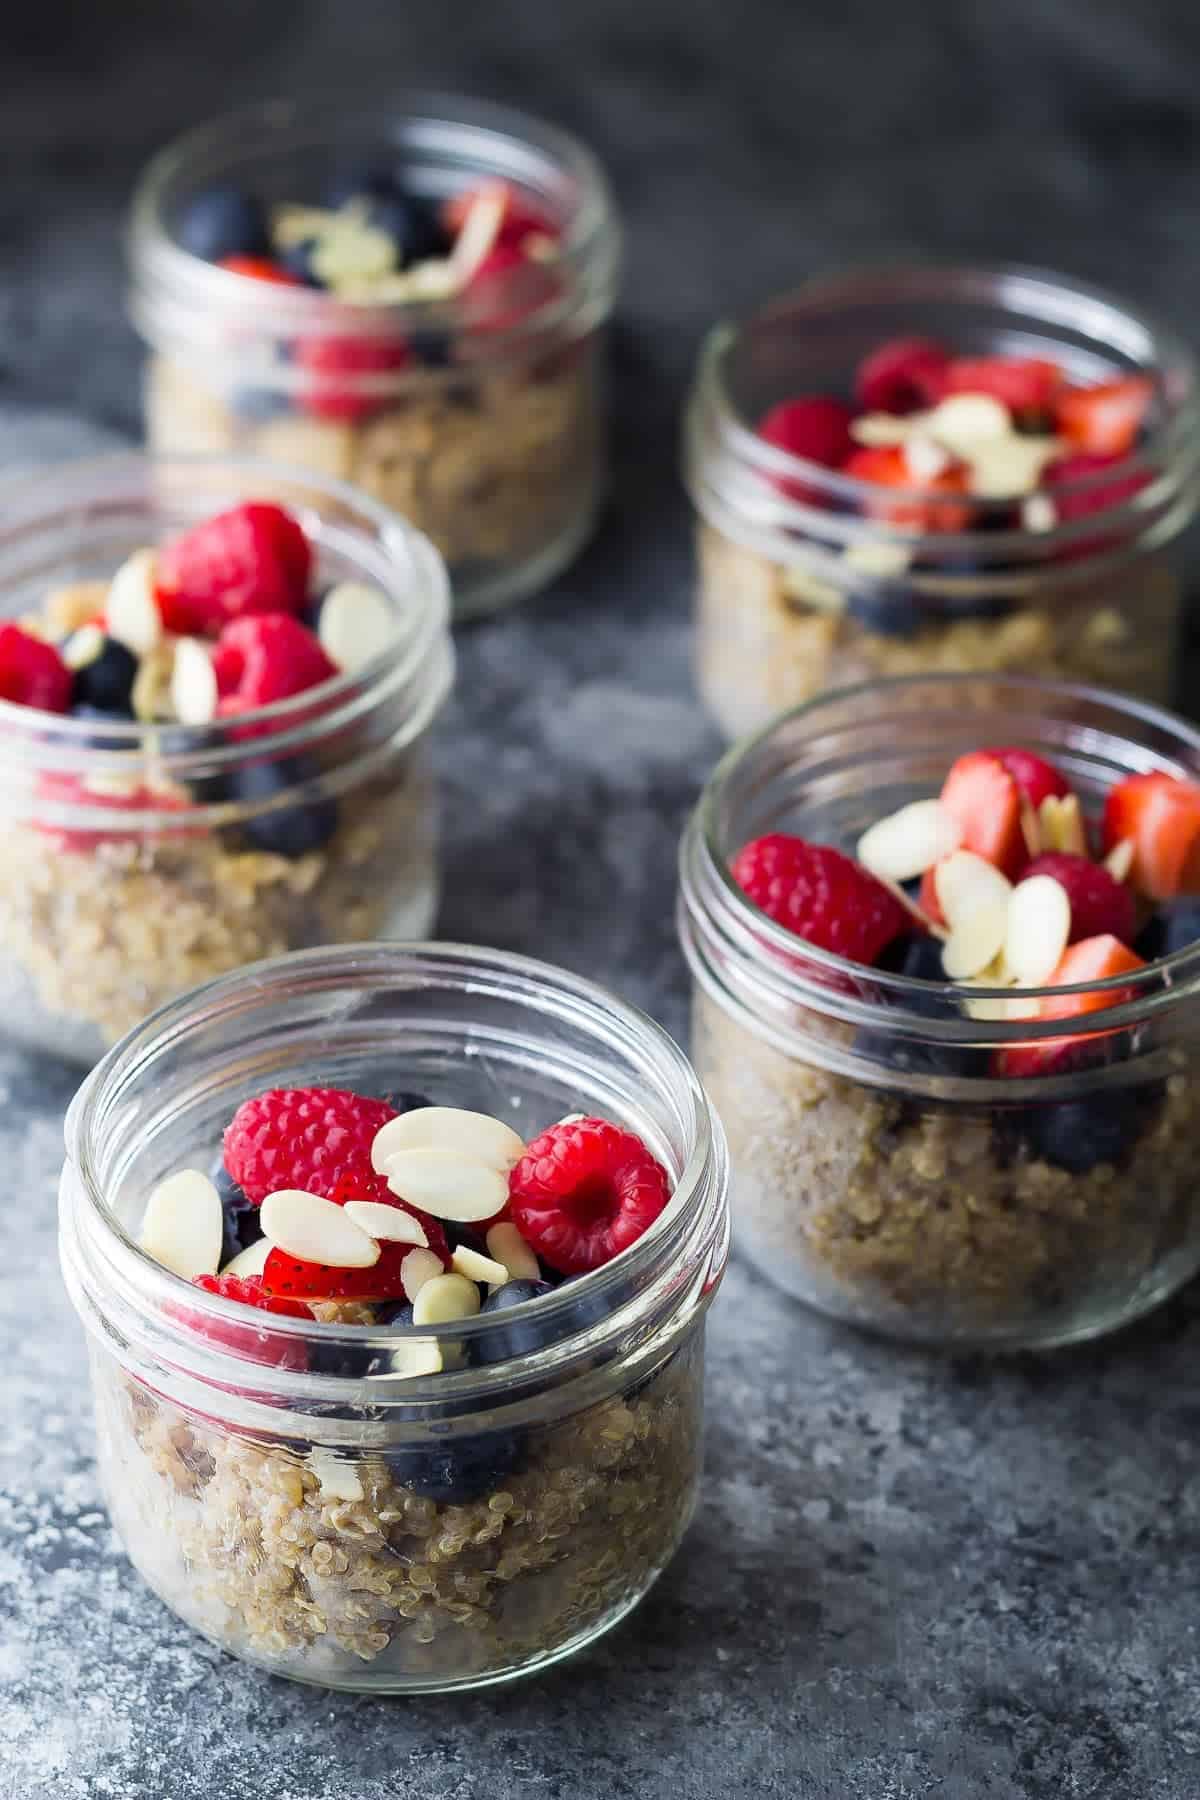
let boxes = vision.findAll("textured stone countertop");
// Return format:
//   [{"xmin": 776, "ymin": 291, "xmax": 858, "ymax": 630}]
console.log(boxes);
[{"xmin": 4, "ymin": 3, "xmax": 1200, "ymax": 1795}]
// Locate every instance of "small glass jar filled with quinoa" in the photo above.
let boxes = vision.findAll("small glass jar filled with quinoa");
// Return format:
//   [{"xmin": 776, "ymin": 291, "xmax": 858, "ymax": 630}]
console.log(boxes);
[
  {"xmin": 685, "ymin": 265, "xmax": 1200, "ymax": 740},
  {"xmin": 129, "ymin": 95, "xmax": 621, "ymax": 619}
]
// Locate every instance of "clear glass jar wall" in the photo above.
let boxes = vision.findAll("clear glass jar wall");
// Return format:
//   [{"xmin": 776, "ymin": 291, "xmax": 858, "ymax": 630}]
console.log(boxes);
[
  {"xmin": 0, "ymin": 453, "xmax": 453, "ymax": 1063},
  {"xmin": 678, "ymin": 674, "xmax": 1200, "ymax": 1349},
  {"xmin": 685, "ymin": 267, "xmax": 1200, "ymax": 740},
  {"xmin": 130, "ymin": 96, "xmax": 621, "ymax": 619},
  {"xmin": 58, "ymin": 944, "xmax": 729, "ymax": 1693}
]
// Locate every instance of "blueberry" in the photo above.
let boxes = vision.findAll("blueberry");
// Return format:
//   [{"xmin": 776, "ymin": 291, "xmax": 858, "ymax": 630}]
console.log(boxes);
[
  {"xmin": 363, "ymin": 191, "xmax": 450, "ymax": 267},
  {"xmin": 1136, "ymin": 900, "xmax": 1200, "ymax": 961},
  {"xmin": 1025, "ymin": 1090, "xmax": 1150, "ymax": 1175},
  {"xmin": 210, "ymin": 1157, "xmax": 263, "ymax": 1264},
  {"xmin": 941, "ymin": 592, "xmax": 1013, "ymax": 623},
  {"xmin": 177, "ymin": 186, "xmax": 268, "ymax": 263},
  {"xmin": 846, "ymin": 585, "xmax": 923, "ymax": 639},
  {"xmin": 233, "ymin": 757, "xmax": 339, "ymax": 858},
  {"xmin": 376, "ymin": 1300, "xmax": 414, "ymax": 1327},
  {"xmin": 71, "ymin": 638, "xmax": 137, "ymax": 717},
  {"xmin": 409, "ymin": 327, "xmax": 453, "ymax": 369},
  {"xmin": 853, "ymin": 1023, "xmax": 978, "ymax": 1079},
  {"xmin": 473, "ymin": 1279, "xmax": 555, "ymax": 1367},
  {"xmin": 877, "ymin": 931, "xmax": 945, "ymax": 982},
  {"xmin": 385, "ymin": 1429, "xmax": 525, "ymax": 1505},
  {"xmin": 276, "ymin": 238, "xmax": 324, "ymax": 288}
]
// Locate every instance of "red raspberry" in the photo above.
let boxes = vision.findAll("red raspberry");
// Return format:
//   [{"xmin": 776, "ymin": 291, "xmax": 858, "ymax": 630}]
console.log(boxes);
[
  {"xmin": 155, "ymin": 502, "xmax": 312, "ymax": 636},
  {"xmin": 990, "ymin": 746, "xmax": 1071, "ymax": 810},
  {"xmin": 189, "ymin": 1273, "xmax": 310, "ymax": 1369},
  {"xmin": 854, "ymin": 337, "xmax": 949, "ymax": 414},
  {"xmin": 0, "ymin": 624, "xmax": 71, "ymax": 712},
  {"xmin": 507, "ymin": 1117, "xmax": 671, "ymax": 1275},
  {"xmin": 1024, "ymin": 852, "xmax": 1137, "ymax": 946},
  {"xmin": 730, "ymin": 835, "xmax": 910, "ymax": 965},
  {"xmin": 223, "ymin": 1087, "xmax": 398, "ymax": 1205},
  {"xmin": 212, "ymin": 612, "xmax": 337, "ymax": 713},
  {"xmin": 294, "ymin": 333, "xmax": 411, "ymax": 422},
  {"xmin": 757, "ymin": 396, "xmax": 854, "ymax": 504}
]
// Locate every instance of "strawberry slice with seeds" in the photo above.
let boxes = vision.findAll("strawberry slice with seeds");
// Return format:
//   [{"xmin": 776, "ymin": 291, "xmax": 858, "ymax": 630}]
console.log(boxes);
[
  {"xmin": 1103, "ymin": 771, "xmax": 1200, "ymax": 901},
  {"xmin": 854, "ymin": 337, "xmax": 949, "ymax": 414},
  {"xmin": 939, "ymin": 355, "xmax": 1062, "ymax": 421},
  {"xmin": 326, "ymin": 1172, "xmax": 449, "ymax": 1265},
  {"xmin": 994, "ymin": 935, "xmax": 1146, "ymax": 1075},
  {"xmin": 939, "ymin": 751, "xmax": 1029, "ymax": 880},
  {"xmin": 989, "ymin": 747, "xmax": 1072, "ymax": 811},
  {"xmin": 261, "ymin": 1238, "xmax": 420, "ymax": 1303},
  {"xmin": 843, "ymin": 444, "xmax": 973, "ymax": 532},
  {"xmin": 507, "ymin": 1117, "xmax": 671, "ymax": 1275},
  {"xmin": 187, "ymin": 1273, "xmax": 311, "ymax": 1369},
  {"xmin": 1054, "ymin": 376, "xmax": 1153, "ymax": 457}
]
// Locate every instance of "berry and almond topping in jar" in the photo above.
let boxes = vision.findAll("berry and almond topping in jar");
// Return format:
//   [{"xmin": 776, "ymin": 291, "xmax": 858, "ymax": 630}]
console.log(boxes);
[
  {"xmin": 686, "ymin": 270, "xmax": 1200, "ymax": 738},
  {"xmin": 681, "ymin": 676, "xmax": 1200, "ymax": 1346},
  {"xmin": 132, "ymin": 100, "xmax": 620, "ymax": 617},
  {"xmin": 0, "ymin": 465, "xmax": 451, "ymax": 1060}
]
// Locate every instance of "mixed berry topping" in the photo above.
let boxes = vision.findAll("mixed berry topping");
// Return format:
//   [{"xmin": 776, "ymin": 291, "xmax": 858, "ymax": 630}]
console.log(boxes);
[
  {"xmin": 176, "ymin": 169, "xmax": 564, "ymax": 387},
  {"xmin": 758, "ymin": 335, "xmax": 1156, "ymax": 528},
  {"xmin": 139, "ymin": 1089, "xmax": 672, "ymax": 1370}
]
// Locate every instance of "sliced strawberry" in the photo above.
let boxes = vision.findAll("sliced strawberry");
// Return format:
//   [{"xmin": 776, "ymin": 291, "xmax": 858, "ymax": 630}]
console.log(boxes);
[
  {"xmin": 854, "ymin": 337, "xmax": 949, "ymax": 414},
  {"xmin": 261, "ymin": 1238, "xmax": 420, "ymax": 1303},
  {"xmin": 326, "ymin": 1171, "xmax": 449, "ymax": 1264},
  {"xmin": 843, "ymin": 444, "xmax": 973, "ymax": 532},
  {"xmin": 757, "ymin": 396, "xmax": 854, "ymax": 503},
  {"xmin": 188, "ymin": 1273, "xmax": 310, "ymax": 1369},
  {"xmin": 939, "ymin": 751, "xmax": 1028, "ymax": 879},
  {"xmin": 217, "ymin": 255, "xmax": 304, "ymax": 286},
  {"xmin": 1044, "ymin": 451, "xmax": 1149, "ymax": 524},
  {"xmin": 1023, "ymin": 852, "xmax": 1137, "ymax": 946},
  {"xmin": 1054, "ymin": 376, "xmax": 1154, "ymax": 457},
  {"xmin": 939, "ymin": 355, "xmax": 1062, "ymax": 420},
  {"xmin": 462, "ymin": 243, "xmax": 562, "ymax": 333},
  {"xmin": 294, "ymin": 333, "xmax": 412, "ymax": 422},
  {"xmin": 989, "ymin": 747, "xmax": 1072, "ymax": 811},
  {"xmin": 1035, "ymin": 935, "xmax": 1146, "ymax": 1020},
  {"xmin": 1103, "ymin": 772, "xmax": 1200, "ymax": 901},
  {"xmin": 442, "ymin": 179, "xmax": 559, "ymax": 250}
]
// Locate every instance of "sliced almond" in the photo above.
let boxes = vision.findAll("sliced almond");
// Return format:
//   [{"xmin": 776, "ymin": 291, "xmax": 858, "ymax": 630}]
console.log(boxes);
[
  {"xmin": 412, "ymin": 1272, "xmax": 483, "ymax": 1328},
  {"xmin": 1022, "ymin": 493, "xmax": 1058, "ymax": 533},
  {"xmin": 926, "ymin": 393, "xmax": 1011, "ymax": 455},
  {"xmin": 170, "ymin": 637, "xmax": 218, "ymax": 725},
  {"xmin": 1004, "ymin": 875, "xmax": 1072, "ymax": 985},
  {"xmin": 342, "ymin": 1201, "xmax": 428, "ymax": 1247},
  {"xmin": 841, "ymin": 541, "xmax": 913, "ymax": 579},
  {"xmin": 942, "ymin": 904, "xmax": 1012, "ymax": 979},
  {"xmin": 400, "ymin": 1246, "xmax": 444, "ymax": 1301},
  {"xmin": 448, "ymin": 182, "xmax": 505, "ymax": 285},
  {"xmin": 850, "ymin": 412, "xmax": 919, "ymax": 448},
  {"xmin": 1104, "ymin": 837, "xmax": 1135, "ymax": 883},
  {"xmin": 857, "ymin": 799, "xmax": 963, "ymax": 884},
  {"xmin": 106, "ymin": 549, "xmax": 162, "ymax": 655},
  {"xmin": 1039, "ymin": 793, "xmax": 1087, "ymax": 856},
  {"xmin": 485, "ymin": 1221, "xmax": 542, "ymax": 1283},
  {"xmin": 904, "ymin": 435, "xmax": 951, "ymax": 482},
  {"xmin": 383, "ymin": 1149, "xmax": 508, "ymax": 1223},
  {"xmin": 968, "ymin": 436, "xmax": 1063, "ymax": 499},
  {"xmin": 221, "ymin": 1236, "xmax": 272, "ymax": 1279},
  {"xmin": 1019, "ymin": 796, "xmax": 1043, "ymax": 860},
  {"xmin": 371, "ymin": 1107, "xmax": 525, "ymax": 1175},
  {"xmin": 140, "ymin": 1169, "xmax": 222, "ymax": 1280},
  {"xmin": 260, "ymin": 1189, "xmax": 380, "ymax": 1268},
  {"xmin": 317, "ymin": 581, "xmax": 396, "ymax": 674},
  {"xmin": 389, "ymin": 1339, "xmax": 444, "ymax": 1377},
  {"xmin": 451, "ymin": 1245, "xmax": 510, "ymax": 1286},
  {"xmin": 62, "ymin": 622, "xmax": 106, "ymax": 672},
  {"xmin": 45, "ymin": 580, "xmax": 110, "ymax": 636},
  {"xmin": 934, "ymin": 850, "xmax": 1013, "ymax": 929}
]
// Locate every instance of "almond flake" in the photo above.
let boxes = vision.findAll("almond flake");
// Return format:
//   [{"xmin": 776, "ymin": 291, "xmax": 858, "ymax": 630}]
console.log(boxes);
[
  {"xmin": 260, "ymin": 1189, "xmax": 380, "ymax": 1268},
  {"xmin": 850, "ymin": 412, "xmax": 920, "ymax": 448},
  {"xmin": 485, "ymin": 1221, "xmax": 542, "ymax": 1283},
  {"xmin": 412, "ymin": 1272, "xmax": 482, "ymax": 1328},
  {"xmin": 45, "ymin": 580, "xmax": 110, "ymax": 635},
  {"xmin": 1019, "ymin": 796, "xmax": 1043, "ymax": 860},
  {"xmin": 1104, "ymin": 837, "xmax": 1135, "ymax": 883},
  {"xmin": 857, "ymin": 799, "xmax": 963, "ymax": 884},
  {"xmin": 779, "ymin": 566, "xmax": 846, "ymax": 613},
  {"xmin": 451, "ymin": 1245, "xmax": 510, "ymax": 1286},
  {"xmin": 371, "ymin": 1108, "xmax": 525, "ymax": 1175},
  {"xmin": 140, "ymin": 1169, "xmax": 222, "ymax": 1280},
  {"xmin": 968, "ymin": 436, "xmax": 1063, "ymax": 499},
  {"xmin": 1004, "ymin": 874, "xmax": 1072, "ymax": 985},
  {"xmin": 842, "ymin": 541, "xmax": 913, "ymax": 579},
  {"xmin": 342, "ymin": 1201, "xmax": 428, "ymax": 1247},
  {"xmin": 383, "ymin": 1149, "xmax": 508, "ymax": 1223},
  {"xmin": 170, "ymin": 637, "xmax": 218, "ymax": 725},
  {"xmin": 389, "ymin": 1339, "xmax": 444, "ymax": 1377},
  {"xmin": 317, "ymin": 581, "xmax": 396, "ymax": 674},
  {"xmin": 107, "ymin": 550, "xmax": 162, "ymax": 656},
  {"xmin": 1038, "ymin": 793, "xmax": 1087, "ymax": 856},
  {"xmin": 448, "ymin": 182, "xmax": 505, "ymax": 286},
  {"xmin": 904, "ymin": 436, "xmax": 951, "ymax": 482},
  {"xmin": 927, "ymin": 393, "xmax": 1011, "ymax": 455},
  {"xmin": 63, "ymin": 623, "xmax": 105, "ymax": 672},
  {"xmin": 942, "ymin": 903, "xmax": 1012, "ymax": 979},
  {"xmin": 1022, "ymin": 493, "xmax": 1058, "ymax": 533},
  {"xmin": 934, "ymin": 850, "xmax": 1013, "ymax": 929},
  {"xmin": 132, "ymin": 641, "xmax": 176, "ymax": 723},
  {"xmin": 400, "ymin": 1247, "xmax": 444, "ymax": 1302},
  {"xmin": 221, "ymin": 1237, "xmax": 272, "ymax": 1279}
]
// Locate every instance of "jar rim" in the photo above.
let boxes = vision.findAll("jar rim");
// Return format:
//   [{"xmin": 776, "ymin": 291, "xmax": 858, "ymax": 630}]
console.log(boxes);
[
  {"xmin": 686, "ymin": 260, "xmax": 1200, "ymax": 569},
  {"xmin": 128, "ymin": 91, "xmax": 620, "ymax": 353},
  {"xmin": 0, "ymin": 449, "xmax": 454, "ymax": 784},
  {"xmin": 61, "ymin": 941, "xmax": 729, "ymax": 1409},
  {"xmin": 680, "ymin": 672, "xmax": 1200, "ymax": 1041}
]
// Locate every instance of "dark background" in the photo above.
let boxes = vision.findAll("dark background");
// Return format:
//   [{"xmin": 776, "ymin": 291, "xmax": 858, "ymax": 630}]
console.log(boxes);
[{"xmin": 5, "ymin": 4, "xmax": 1200, "ymax": 1797}]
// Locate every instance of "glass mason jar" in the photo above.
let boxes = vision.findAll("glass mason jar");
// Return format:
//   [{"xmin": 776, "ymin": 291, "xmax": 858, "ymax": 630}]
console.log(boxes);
[
  {"xmin": 684, "ymin": 266, "xmax": 1200, "ymax": 741},
  {"xmin": 0, "ymin": 452, "xmax": 453, "ymax": 1064},
  {"xmin": 678, "ymin": 673, "xmax": 1200, "ymax": 1349},
  {"xmin": 58, "ymin": 943, "xmax": 730, "ymax": 1693},
  {"xmin": 129, "ymin": 96, "xmax": 621, "ymax": 620}
]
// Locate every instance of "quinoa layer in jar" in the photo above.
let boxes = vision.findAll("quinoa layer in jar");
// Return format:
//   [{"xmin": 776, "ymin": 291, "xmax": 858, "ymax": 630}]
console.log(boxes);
[
  {"xmin": 0, "ymin": 454, "xmax": 452, "ymax": 1063},
  {"xmin": 679, "ymin": 674, "xmax": 1200, "ymax": 1348},
  {"xmin": 58, "ymin": 944, "xmax": 729, "ymax": 1692},
  {"xmin": 685, "ymin": 267, "xmax": 1200, "ymax": 740},
  {"xmin": 130, "ymin": 97, "xmax": 620, "ymax": 620}
]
